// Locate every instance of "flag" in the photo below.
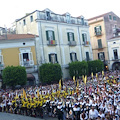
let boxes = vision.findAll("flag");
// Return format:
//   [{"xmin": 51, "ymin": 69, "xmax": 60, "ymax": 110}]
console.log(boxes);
[
  {"xmin": 73, "ymin": 76, "xmax": 76, "ymax": 85},
  {"xmin": 102, "ymin": 71, "xmax": 104, "ymax": 76},
  {"xmin": 59, "ymin": 79, "xmax": 61, "ymax": 90},
  {"xmin": 37, "ymin": 89, "xmax": 40, "ymax": 98},
  {"xmin": 96, "ymin": 73, "xmax": 98, "ymax": 78},
  {"xmin": 91, "ymin": 72, "xmax": 93, "ymax": 79},
  {"xmin": 82, "ymin": 75, "xmax": 84, "ymax": 81},
  {"xmin": 23, "ymin": 89, "xmax": 27, "ymax": 99},
  {"xmin": 84, "ymin": 75, "xmax": 87, "ymax": 85},
  {"xmin": 77, "ymin": 80, "xmax": 79, "ymax": 87}
]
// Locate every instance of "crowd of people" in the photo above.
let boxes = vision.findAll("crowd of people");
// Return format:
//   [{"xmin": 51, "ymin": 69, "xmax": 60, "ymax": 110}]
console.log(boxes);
[{"xmin": 0, "ymin": 70, "xmax": 120, "ymax": 120}]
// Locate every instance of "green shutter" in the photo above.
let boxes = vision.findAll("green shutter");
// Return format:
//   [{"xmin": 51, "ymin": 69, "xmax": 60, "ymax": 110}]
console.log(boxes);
[
  {"xmin": 94, "ymin": 27, "xmax": 97, "ymax": 33},
  {"xmin": 49, "ymin": 54, "xmax": 51, "ymax": 62},
  {"xmin": 70, "ymin": 53, "xmax": 72, "ymax": 61},
  {"xmin": 46, "ymin": 31, "xmax": 49, "ymax": 41},
  {"xmin": 99, "ymin": 26, "xmax": 102, "ymax": 31},
  {"xmin": 82, "ymin": 34, "xmax": 85, "ymax": 42},
  {"xmin": 98, "ymin": 53, "xmax": 100, "ymax": 59},
  {"xmin": 98, "ymin": 39, "xmax": 102, "ymax": 48},
  {"xmin": 52, "ymin": 31, "xmax": 55, "ymax": 40},
  {"xmin": 55, "ymin": 54, "xmax": 58, "ymax": 63},
  {"xmin": 67, "ymin": 32, "xmax": 70, "ymax": 41},
  {"xmin": 72, "ymin": 33, "xmax": 75, "ymax": 41}
]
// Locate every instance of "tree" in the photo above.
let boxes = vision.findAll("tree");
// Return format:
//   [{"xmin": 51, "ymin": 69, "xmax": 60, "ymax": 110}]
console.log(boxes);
[
  {"xmin": 69, "ymin": 61, "xmax": 88, "ymax": 78},
  {"xmin": 2, "ymin": 66, "xmax": 27, "ymax": 88},
  {"xmin": 39, "ymin": 63, "xmax": 62, "ymax": 84},
  {"xmin": 88, "ymin": 60, "xmax": 104, "ymax": 74}
]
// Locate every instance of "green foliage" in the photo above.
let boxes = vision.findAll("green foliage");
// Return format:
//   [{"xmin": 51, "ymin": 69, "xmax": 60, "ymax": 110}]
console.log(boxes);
[
  {"xmin": 39, "ymin": 63, "xmax": 62, "ymax": 84},
  {"xmin": 88, "ymin": 60, "xmax": 104, "ymax": 74},
  {"xmin": 2, "ymin": 66, "xmax": 27, "ymax": 88},
  {"xmin": 69, "ymin": 61, "xmax": 88, "ymax": 78}
]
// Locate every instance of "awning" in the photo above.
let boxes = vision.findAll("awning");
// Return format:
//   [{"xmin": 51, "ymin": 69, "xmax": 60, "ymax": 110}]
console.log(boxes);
[{"xmin": 27, "ymin": 74, "xmax": 35, "ymax": 80}]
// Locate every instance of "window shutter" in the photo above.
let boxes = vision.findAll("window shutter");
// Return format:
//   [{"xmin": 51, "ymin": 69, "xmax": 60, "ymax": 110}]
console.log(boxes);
[
  {"xmin": 29, "ymin": 52, "xmax": 34, "ymax": 65},
  {"xmin": 67, "ymin": 32, "xmax": 70, "ymax": 41},
  {"xmin": 103, "ymin": 52, "xmax": 105, "ymax": 59},
  {"xmin": 84, "ymin": 33, "xmax": 87, "ymax": 42},
  {"xmin": 75, "ymin": 53, "xmax": 77, "ymax": 61},
  {"xmin": 52, "ymin": 31, "xmax": 55, "ymax": 40},
  {"xmin": 46, "ymin": 31, "xmax": 49, "ymax": 40},
  {"xmin": 72, "ymin": 33, "xmax": 75, "ymax": 41},
  {"xmin": 70, "ymin": 53, "xmax": 72, "ymax": 61},
  {"xmin": 98, "ymin": 53, "xmax": 100, "ymax": 59},
  {"xmin": 49, "ymin": 54, "xmax": 51, "ymax": 62},
  {"xmin": 82, "ymin": 34, "xmax": 85, "ymax": 42},
  {"xmin": 86, "ymin": 52, "xmax": 89, "ymax": 61},
  {"xmin": 98, "ymin": 39, "xmax": 102, "ymax": 48},
  {"xmin": 99, "ymin": 26, "xmax": 102, "ymax": 31},
  {"xmin": 19, "ymin": 53, "xmax": 23, "ymax": 66},
  {"xmin": 94, "ymin": 27, "xmax": 97, "ymax": 33},
  {"xmin": 55, "ymin": 54, "xmax": 58, "ymax": 63}
]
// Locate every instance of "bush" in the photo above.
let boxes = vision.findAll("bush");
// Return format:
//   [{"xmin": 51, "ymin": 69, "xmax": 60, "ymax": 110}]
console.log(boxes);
[
  {"xmin": 69, "ymin": 61, "xmax": 88, "ymax": 78},
  {"xmin": 39, "ymin": 63, "xmax": 62, "ymax": 84},
  {"xmin": 88, "ymin": 60, "xmax": 104, "ymax": 74},
  {"xmin": 2, "ymin": 66, "xmax": 27, "ymax": 88}
]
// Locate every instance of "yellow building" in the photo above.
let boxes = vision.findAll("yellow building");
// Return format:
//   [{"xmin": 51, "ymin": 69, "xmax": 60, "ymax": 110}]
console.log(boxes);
[
  {"xmin": 0, "ymin": 34, "xmax": 39, "ymax": 85},
  {"xmin": 88, "ymin": 12, "xmax": 120, "ymax": 70}
]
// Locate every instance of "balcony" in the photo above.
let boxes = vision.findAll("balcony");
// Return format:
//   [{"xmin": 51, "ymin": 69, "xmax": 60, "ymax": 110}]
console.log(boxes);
[
  {"xmin": 112, "ymin": 57, "xmax": 120, "ymax": 61},
  {"xmin": 20, "ymin": 60, "xmax": 34, "ymax": 67},
  {"xmin": 47, "ymin": 40, "xmax": 57, "ymax": 46},
  {"xmin": 0, "ymin": 64, "xmax": 4, "ymax": 70},
  {"xmin": 83, "ymin": 41, "xmax": 90, "ymax": 46},
  {"xmin": 68, "ymin": 41, "xmax": 76, "ymax": 46},
  {"xmin": 95, "ymin": 31, "xmax": 102, "ymax": 36}
]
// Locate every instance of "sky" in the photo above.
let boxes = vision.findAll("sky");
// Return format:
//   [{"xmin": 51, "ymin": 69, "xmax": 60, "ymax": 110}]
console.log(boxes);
[{"xmin": 0, "ymin": 0, "xmax": 120, "ymax": 28}]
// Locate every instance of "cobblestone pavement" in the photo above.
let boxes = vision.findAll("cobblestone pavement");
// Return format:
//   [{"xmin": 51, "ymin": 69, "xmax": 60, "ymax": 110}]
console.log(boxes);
[{"xmin": 0, "ymin": 112, "xmax": 58, "ymax": 120}]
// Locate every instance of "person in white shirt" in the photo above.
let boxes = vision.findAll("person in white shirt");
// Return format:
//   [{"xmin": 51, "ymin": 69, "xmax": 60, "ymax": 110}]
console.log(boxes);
[{"xmin": 89, "ymin": 106, "xmax": 98, "ymax": 119}]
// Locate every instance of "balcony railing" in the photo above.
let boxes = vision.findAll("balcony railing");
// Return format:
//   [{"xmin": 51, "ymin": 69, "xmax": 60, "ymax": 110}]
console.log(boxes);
[
  {"xmin": 47, "ymin": 40, "xmax": 57, "ymax": 46},
  {"xmin": 0, "ymin": 64, "xmax": 4, "ymax": 70},
  {"xmin": 95, "ymin": 31, "xmax": 102, "ymax": 36},
  {"xmin": 112, "ymin": 57, "xmax": 120, "ymax": 61},
  {"xmin": 20, "ymin": 60, "xmax": 34, "ymax": 67},
  {"xmin": 68, "ymin": 41, "xmax": 76, "ymax": 46},
  {"xmin": 83, "ymin": 41, "xmax": 90, "ymax": 46}
]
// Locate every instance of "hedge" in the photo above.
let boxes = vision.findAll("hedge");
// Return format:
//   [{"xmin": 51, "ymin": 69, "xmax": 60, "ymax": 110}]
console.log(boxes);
[
  {"xmin": 2, "ymin": 66, "xmax": 27, "ymax": 88},
  {"xmin": 39, "ymin": 63, "xmax": 62, "ymax": 84}
]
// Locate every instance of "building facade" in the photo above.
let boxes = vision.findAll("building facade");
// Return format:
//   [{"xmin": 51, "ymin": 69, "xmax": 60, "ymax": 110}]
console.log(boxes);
[
  {"xmin": 0, "ymin": 34, "xmax": 39, "ymax": 86},
  {"xmin": 107, "ymin": 28, "xmax": 120, "ymax": 70},
  {"xmin": 88, "ymin": 12, "xmax": 120, "ymax": 70},
  {"xmin": 15, "ymin": 8, "xmax": 93, "ymax": 79}
]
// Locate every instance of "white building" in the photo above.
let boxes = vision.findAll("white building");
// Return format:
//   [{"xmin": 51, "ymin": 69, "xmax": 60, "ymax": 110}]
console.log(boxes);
[
  {"xmin": 108, "ymin": 33, "xmax": 120, "ymax": 70},
  {"xmin": 15, "ymin": 8, "xmax": 93, "ymax": 79}
]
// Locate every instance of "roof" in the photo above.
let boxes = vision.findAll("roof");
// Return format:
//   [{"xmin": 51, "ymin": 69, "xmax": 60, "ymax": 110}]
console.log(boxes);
[
  {"xmin": 88, "ymin": 12, "xmax": 111, "ymax": 21},
  {"xmin": 0, "ymin": 34, "xmax": 38, "ymax": 40}
]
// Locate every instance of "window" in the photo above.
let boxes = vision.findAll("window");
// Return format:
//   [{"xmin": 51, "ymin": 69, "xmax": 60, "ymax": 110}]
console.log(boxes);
[
  {"xmin": 81, "ymin": 17, "xmax": 84, "ymax": 25},
  {"xmin": 30, "ymin": 16, "xmax": 33, "ymax": 22},
  {"xmin": 86, "ymin": 52, "xmax": 90, "ymax": 61},
  {"xmin": 66, "ymin": 14, "xmax": 71, "ymax": 23},
  {"xmin": 19, "ymin": 48, "xmax": 34, "ymax": 67},
  {"xmin": 98, "ymin": 39, "xmax": 102, "ymax": 48},
  {"xmin": 113, "ymin": 16, "xmax": 117, "ymax": 21},
  {"xmin": 49, "ymin": 53, "xmax": 58, "ymax": 63},
  {"xmin": 98, "ymin": 52, "xmax": 105, "ymax": 61},
  {"xmin": 67, "ymin": 32, "xmax": 75, "ymax": 41},
  {"xmin": 70, "ymin": 52, "xmax": 77, "ymax": 62},
  {"xmin": 94, "ymin": 26, "xmax": 102, "ymax": 35},
  {"xmin": 109, "ymin": 15, "xmax": 112, "ymax": 19},
  {"xmin": 82, "ymin": 33, "xmax": 89, "ymax": 45},
  {"xmin": 46, "ymin": 30, "xmax": 55, "ymax": 41},
  {"xmin": 113, "ymin": 49, "xmax": 118, "ymax": 59},
  {"xmin": 23, "ymin": 19, "xmax": 26, "ymax": 26},
  {"xmin": 46, "ymin": 11, "xmax": 51, "ymax": 20}
]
